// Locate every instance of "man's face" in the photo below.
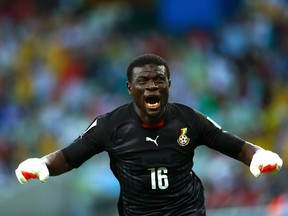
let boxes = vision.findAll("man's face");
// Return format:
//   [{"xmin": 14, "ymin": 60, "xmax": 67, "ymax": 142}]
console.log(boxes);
[{"xmin": 126, "ymin": 64, "xmax": 171, "ymax": 124}]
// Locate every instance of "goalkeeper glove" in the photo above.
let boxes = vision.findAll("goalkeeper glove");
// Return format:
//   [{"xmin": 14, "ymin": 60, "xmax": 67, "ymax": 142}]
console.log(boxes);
[
  {"xmin": 15, "ymin": 158, "xmax": 49, "ymax": 184},
  {"xmin": 250, "ymin": 150, "xmax": 283, "ymax": 177}
]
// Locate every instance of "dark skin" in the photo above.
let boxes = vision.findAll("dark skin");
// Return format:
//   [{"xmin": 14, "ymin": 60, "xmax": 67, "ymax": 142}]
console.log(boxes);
[
  {"xmin": 126, "ymin": 64, "xmax": 171, "ymax": 125},
  {"xmin": 42, "ymin": 63, "xmax": 263, "ymax": 176}
]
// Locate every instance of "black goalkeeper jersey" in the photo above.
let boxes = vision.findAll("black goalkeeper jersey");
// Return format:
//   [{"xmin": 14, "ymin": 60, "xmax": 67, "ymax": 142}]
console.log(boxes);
[{"xmin": 62, "ymin": 102, "xmax": 245, "ymax": 216}]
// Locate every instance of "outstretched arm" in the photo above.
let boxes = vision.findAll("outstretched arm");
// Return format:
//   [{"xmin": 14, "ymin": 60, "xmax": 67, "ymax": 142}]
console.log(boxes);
[
  {"xmin": 237, "ymin": 142, "xmax": 263, "ymax": 166},
  {"xmin": 238, "ymin": 141, "xmax": 283, "ymax": 177},
  {"xmin": 41, "ymin": 150, "xmax": 72, "ymax": 176},
  {"xmin": 15, "ymin": 150, "xmax": 72, "ymax": 184}
]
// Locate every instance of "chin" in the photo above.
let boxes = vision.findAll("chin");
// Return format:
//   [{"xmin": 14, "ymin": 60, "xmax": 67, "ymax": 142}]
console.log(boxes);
[{"xmin": 145, "ymin": 107, "xmax": 164, "ymax": 118}]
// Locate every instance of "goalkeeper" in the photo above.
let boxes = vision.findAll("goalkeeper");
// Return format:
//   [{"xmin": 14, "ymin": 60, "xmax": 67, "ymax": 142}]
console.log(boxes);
[{"xmin": 15, "ymin": 54, "xmax": 283, "ymax": 216}]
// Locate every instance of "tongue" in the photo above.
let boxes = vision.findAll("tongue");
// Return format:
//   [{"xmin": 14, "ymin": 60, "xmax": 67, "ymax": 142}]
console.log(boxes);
[
  {"xmin": 149, "ymin": 98, "xmax": 158, "ymax": 104},
  {"xmin": 147, "ymin": 97, "xmax": 159, "ymax": 104}
]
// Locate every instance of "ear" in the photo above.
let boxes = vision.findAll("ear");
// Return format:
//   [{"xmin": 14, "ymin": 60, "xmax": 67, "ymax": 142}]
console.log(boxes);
[
  {"xmin": 168, "ymin": 79, "xmax": 171, "ymax": 89},
  {"xmin": 126, "ymin": 81, "xmax": 132, "ymax": 94}
]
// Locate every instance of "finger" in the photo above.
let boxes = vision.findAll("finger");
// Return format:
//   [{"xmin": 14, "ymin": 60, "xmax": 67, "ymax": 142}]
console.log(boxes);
[
  {"xmin": 250, "ymin": 165, "xmax": 261, "ymax": 177},
  {"xmin": 276, "ymin": 156, "xmax": 283, "ymax": 170},
  {"xmin": 15, "ymin": 169, "xmax": 28, "ymax": 184},
  {"xmin": 38, "ymin": 168, "xmax": 49, "ymax": 183},
  {"xmin": 21, "ymin": 171, "xmax": 37, "ymax": 180},
  {"xmin": 262, "ymin": 152, "xmax": 283, "ymax": 173},
  {"xmin": 260, "ymin": 163, "xmax": 277, "ymax": 173}
]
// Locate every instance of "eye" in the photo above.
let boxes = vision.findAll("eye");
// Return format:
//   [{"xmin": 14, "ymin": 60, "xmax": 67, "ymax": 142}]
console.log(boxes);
[
  {"xmin": 137, "ymin": 77, "xmax": 148, "ymax": 84},
  {"xmin": 155, "ymin": 76, "xmax": 166, "ymax": 83}
]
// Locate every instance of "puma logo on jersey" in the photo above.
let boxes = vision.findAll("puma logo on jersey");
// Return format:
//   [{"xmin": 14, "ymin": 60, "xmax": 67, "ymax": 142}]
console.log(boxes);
[{"xmin": 146, "ymin": 135, "xmax": 159, "ymax": 146}]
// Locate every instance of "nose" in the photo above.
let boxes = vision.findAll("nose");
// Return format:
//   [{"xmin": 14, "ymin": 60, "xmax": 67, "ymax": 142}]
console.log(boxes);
[{"xmin": 146, "ymin": 81, "xmax": 158, "ymax": 90}]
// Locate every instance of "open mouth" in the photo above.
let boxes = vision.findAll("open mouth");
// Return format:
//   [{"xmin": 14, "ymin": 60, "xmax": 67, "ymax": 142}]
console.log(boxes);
[{"xmin": 145, "ymin": 96, "xmax": 160, "ymax": 109}]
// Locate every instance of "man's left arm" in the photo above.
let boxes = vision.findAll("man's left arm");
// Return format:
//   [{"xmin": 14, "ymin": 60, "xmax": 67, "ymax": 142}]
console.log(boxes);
[
  {"xmin": 238, "ymin": 141, "xmax": 283, "ymax": 177},
  {"xmin": 196, "ymin": 112, "xmax": 283, "ymax": 177}
]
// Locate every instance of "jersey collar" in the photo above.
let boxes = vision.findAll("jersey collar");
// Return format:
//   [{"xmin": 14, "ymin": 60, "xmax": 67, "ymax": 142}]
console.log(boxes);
[{"xmin": 141, "ymin": 120, "xmax": 164, "ymax": 128}]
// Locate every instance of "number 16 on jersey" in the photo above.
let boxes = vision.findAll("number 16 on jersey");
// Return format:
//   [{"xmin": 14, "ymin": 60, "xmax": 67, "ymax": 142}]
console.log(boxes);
[{"xmin": 148, "ymin": 167, "xmax": 169, "ymax": 190}]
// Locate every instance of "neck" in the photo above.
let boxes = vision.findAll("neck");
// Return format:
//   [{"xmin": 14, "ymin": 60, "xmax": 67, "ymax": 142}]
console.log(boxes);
[
  {"xmin": 134, "ymin": 103, "xmax": 166, "ymax": 125},
  {"xmin": 141, "ymin": 120, "xmax": 164, "ymax": 128}
]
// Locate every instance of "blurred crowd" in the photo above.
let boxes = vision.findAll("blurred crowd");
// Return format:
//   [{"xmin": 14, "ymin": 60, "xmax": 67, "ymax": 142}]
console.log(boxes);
[{"xmin": 0, "ymin": 0, "xmax": 288, "ymax": 212}]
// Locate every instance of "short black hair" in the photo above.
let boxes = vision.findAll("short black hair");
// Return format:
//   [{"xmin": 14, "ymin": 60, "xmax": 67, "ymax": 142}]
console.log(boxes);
[{"xmin": 126, "ymin": 54, "xmax": 170, "ymax": 82}]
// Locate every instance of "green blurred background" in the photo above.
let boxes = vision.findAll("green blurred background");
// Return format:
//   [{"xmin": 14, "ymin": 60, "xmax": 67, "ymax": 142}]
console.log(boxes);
[{"xmin": 0, "ymin": 0, "xmax": 287, "ymax": 215}]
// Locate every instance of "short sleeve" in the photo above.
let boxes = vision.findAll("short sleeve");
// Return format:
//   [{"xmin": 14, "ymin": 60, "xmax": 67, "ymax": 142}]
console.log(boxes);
[
  {"xmin": 61, "ymin": 116, "xmax": 108, "ymax": 168},
  {"xmin": 195, "ymin": 112, "xmax": 245, "ymax": 159}
]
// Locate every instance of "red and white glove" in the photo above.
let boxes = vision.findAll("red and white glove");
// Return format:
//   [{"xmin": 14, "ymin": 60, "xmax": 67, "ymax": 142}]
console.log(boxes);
[
  {"xmin": 15, "ymin": 158, "xmax": 49, "ymax": 184},
  {"xmin": 250, "ymin": 150, "xmax": 283, "ymax": 177}
]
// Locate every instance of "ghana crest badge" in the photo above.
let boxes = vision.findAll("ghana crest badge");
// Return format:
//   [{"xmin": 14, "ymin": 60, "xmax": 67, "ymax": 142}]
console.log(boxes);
[{"xmin": 177, "ymin": 128, "xmax": 190, "ymax": 146}]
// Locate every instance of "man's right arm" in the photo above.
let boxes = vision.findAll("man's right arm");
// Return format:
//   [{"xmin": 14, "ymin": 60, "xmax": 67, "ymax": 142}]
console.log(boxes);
[
  {"xmin": 15, "ymin": 150, "xmax": 72, "ymax": 184},
  {"xmin": 41, "ymin": 150, "xmax": 72, "ymax": 176},
  {"xmin": 15, "ymin": 116, "xmax": 107, "ymax": 184}
]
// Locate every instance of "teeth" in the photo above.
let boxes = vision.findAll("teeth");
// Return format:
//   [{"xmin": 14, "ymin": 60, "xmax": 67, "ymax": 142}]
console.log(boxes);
[{"xmin": 147, "ymin": 102, "xmax": 159, "ymax": 107}]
